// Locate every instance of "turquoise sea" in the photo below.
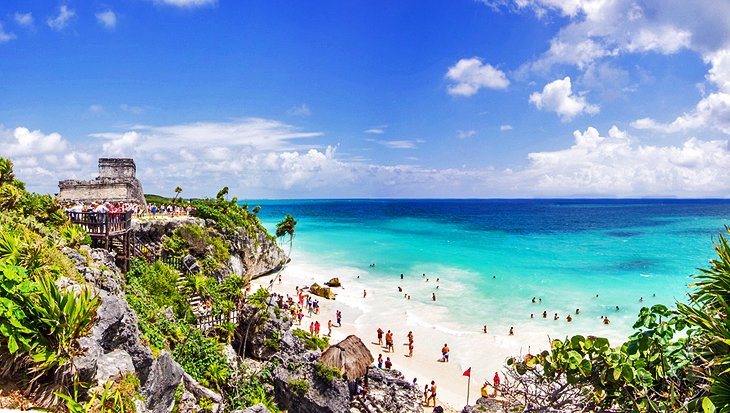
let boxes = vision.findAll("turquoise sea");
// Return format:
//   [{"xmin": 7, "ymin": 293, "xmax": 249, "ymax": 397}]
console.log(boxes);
[{"xmin": 254, "ymin": 199, "xmax": 730, "ymax": 343}]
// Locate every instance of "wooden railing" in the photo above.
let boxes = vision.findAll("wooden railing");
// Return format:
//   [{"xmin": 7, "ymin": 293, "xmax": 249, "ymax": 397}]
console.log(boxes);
[
  {"xmin": 66, "ymin": 211, "xmax": 133, "ymax": 236},
  {"xmin": 196, "ymin": 309, "xmax": 241, "ymax": 332}
]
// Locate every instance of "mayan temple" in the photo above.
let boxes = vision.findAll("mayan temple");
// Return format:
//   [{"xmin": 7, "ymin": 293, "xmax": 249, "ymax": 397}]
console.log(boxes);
[{"xmin": 58, "ymin": 158, "xmax": 147, "ymax": 206}]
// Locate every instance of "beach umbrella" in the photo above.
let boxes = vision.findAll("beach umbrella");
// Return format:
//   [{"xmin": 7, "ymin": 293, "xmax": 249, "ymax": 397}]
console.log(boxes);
[{"xmin": 320, "ymin": 335, "xmax": 374, "ymax": 380}]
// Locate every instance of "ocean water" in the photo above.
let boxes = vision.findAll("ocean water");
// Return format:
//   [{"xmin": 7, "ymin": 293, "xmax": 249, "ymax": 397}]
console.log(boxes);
[{"xmin": 252, "ymin": 199, "xmax": 730, "ymax": 345}]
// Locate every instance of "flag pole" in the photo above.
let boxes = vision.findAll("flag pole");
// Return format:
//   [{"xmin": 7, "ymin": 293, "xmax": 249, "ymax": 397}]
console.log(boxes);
[{"xmin": 466, "ymin": 373, "xmax": 471, "ymax": 406}]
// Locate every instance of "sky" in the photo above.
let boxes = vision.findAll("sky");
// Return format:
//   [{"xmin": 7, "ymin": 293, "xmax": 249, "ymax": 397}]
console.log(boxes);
[{"xmin": 2, "ymin": 0, "xmax": 730, "ymax": 198}]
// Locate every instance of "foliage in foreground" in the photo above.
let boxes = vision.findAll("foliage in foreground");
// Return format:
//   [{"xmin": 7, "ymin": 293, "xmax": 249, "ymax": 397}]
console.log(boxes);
[{"xmin": 505, "ymin": 228, "xmax": 730, "ymax": 412}]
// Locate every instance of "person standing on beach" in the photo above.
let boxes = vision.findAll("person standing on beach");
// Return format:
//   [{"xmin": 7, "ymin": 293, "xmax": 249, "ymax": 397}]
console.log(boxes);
[
  {"xmin": 309, "ymin": 322, "xmax": 314, "ymax": 335},
  {"xmin": 378, "ymin": 354, "xmax": 383, "ymax": 368},
  {"xmin": 385, "ymin": 357, "xmax": 392, "ymax": 369},
  {"xmin": 377, "ymin": 328, "xmax": 384, "ymax": 345},
  {"xmin": 336, "ymin": 310, "xmax": 342, "ymax": 326},
  {"xmin": 385, "ymin": 330, "xmax": 394, "ymax": 352},
  {"xmin": 423, "ymin": 384, "xmax": 429, "ymax": 405},
  {"xmin": 314, "ymin": 321, "xmax": 321, "ymax": 336},
  {"xmin": 427, "ymin": 381, "xmax": 437, "ymax": 407},
  {"xmin": 327, "ymin": 320, "xmax": 332, "ymax": 336},
  {"xmin": 363, "ymin": 289, "xmax": 367, "ymax": 298},
  {"xmin": 408, "ymin": 341, "xmax": 414, "ymax": 357},
  {"xmin": 493, "ymin": 372, "xmax": 500, "ymax": 397},
  {"xmin": 441, "ymin": 344, "xmax": 449, "ymax": 362}
]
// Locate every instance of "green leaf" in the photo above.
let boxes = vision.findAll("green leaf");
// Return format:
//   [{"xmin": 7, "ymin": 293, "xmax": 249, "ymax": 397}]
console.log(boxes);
[
  {"xmin": 7, "ymin": 334, "xmax": 18, "ymax": 354},
  {"xmin": 703, "ymin": 397, "xmax": 716, "ymax": 413}
]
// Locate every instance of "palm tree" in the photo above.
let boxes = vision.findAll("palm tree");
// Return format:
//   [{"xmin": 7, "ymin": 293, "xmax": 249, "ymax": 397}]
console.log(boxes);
[
  {"xmin": 173, "ymin": 186, "xmax": 183, "ymax": 199},
  {"xmin": 276, "ymin": 214, "xmax": 297, "ymax": 256}
]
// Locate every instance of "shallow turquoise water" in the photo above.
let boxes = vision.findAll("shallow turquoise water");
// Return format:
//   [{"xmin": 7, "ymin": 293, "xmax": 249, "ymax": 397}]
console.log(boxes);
[{"xmin": 252, "ymin": 199, "xmax": 730, "ymax": 338}]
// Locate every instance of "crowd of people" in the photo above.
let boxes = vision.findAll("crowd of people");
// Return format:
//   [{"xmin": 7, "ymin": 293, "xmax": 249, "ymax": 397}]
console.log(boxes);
[{"xmin": 63, "ymin": 201, "xmax": 195, "ymax": 218}]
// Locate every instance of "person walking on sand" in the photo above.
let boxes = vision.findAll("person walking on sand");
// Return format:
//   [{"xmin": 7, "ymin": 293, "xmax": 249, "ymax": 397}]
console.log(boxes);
[
  {"xmin": 441, "ymin": 344, "xmax": 449, "ymax": 362},
  {"xmin": 336, "ymin": 310, "xmax": 342, "ymax": 326},
  {"xmin": 408, "ymin": 341, "xmax": 414, "ymax": 357},
  {"xmin": 363, "ymin": 289, "xmax": 367, "ymax": 298},
  {"xmin": 377, "ymin": 328, "xmax": 384, "ymax": 345},
  {"xmin": 493, "ymin": 372, "xmax": 500, "ymax": 397},
  {"xmin": 426, "ymin": 381, "xmax": 437, "ymax": 407},
  {"xmin": 327, "ymin": 320, "xmax": 332, "ymax": 336}
]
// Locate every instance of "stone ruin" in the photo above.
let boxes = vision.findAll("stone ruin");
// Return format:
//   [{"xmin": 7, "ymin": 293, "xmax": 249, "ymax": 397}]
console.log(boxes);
[{"xmin": 58, "ymin": 158, "xmax": 147, "ymax": 206}]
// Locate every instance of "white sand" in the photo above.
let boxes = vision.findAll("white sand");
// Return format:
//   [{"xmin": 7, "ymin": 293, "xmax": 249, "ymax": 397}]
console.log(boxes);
[{"xmin": 250, "ymin": 259, "xmax": 572, "ymax": 411}]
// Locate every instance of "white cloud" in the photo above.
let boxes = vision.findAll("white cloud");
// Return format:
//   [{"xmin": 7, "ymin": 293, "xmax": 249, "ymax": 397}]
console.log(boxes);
[
  {"xmin": 120, "ymin": 104, "xmax": 144, "ymax": 114},
  {"xmin": 89, "ymin": 104, "xmax": 104, "ymax": 114},
  {"xmin": 500, "ymin": 124, "xmax": 513, "ymax": 131},
  {"xmin": 446, "ymin": 57, "xmax": 509, "ymax": 96},
  {"xmin": 47, "ymin": 5, "xmax": 75, "ymax": 31},
  {"xmin": 0, "ymin": 126, "xmax": 93, "ymax": 193},
  {"xmin": 521, "ymin": 126, "xmax": 730, "ymax": 196},
  {"xmin": 631, "ymin": 92, "xmax": 730, "ymax": 135},
  {"xmin": 456, "ymin": 130, "xmax": 476, "ymax": 139},
  {"xmin": 155, "ymin": 0, "xmax": 217, "ymax": 8},
  {"xmin": 96, "ymin": 10, "xmax": 117, "ymax": 29},
  {"xmin": 503, "ymin": 0, "xmax": 730, "ymax": 73},
  {"xmin": 375, "ymin": 139, "xmax": 422, "ymax": 149},
  {"xmin": 0, "ymin": 127, "xmax": 68, "ymax": 157},
  {"xmin": 529, "ymin": 77, "xmax": 599, "ymax": 121},
  {"xmin": 0, "ymin": 24, "xmax": 16, "ymax": 43},
  {"xmin": 14, "ymin": 12, "xmax": 33, "ymax": 27},
  {"xmin": 364, "ymin": 128, "xmax": 386, "ymax": 134},
  {"xmin": 287, "ymin": 104, "xmax": 311, "ymax": 117}
]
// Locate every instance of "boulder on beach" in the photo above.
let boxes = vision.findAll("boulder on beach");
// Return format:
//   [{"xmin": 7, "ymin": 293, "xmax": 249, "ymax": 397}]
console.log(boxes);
[
  {"xmin": 325, "ymin": 277, "xmax": 341, "ymax": 287},
  {"xmin": 309, "ymin": 283, "xmax": 337, "ymax": 299}
]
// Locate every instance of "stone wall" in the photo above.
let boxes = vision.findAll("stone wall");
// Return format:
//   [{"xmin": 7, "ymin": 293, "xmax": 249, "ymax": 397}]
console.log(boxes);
[
  {"xmin": 99, "ymin": 158, "xmax": 136, "ymax": 179},
  {"xmin": 58, "ymin": 158, "xmax": 147, "ymax": 206}
]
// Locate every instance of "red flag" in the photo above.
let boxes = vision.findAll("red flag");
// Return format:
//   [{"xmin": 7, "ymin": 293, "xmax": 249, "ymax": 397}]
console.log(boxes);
[{"xmin": 463, "ymin": 367, "xmax": 471, "ymax": 377}]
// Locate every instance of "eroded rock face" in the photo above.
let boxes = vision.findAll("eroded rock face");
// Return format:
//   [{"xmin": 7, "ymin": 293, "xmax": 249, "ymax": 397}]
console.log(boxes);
[
  {"xmin": 65, "ymin": 247, "xmax": 222, "ymax": 413},
  {"xmin": 461, "ymin": 397, "xmax": 506, "ymax": 413},
  {"xmin": 272, "ymin": 351, "xmax": 350, "ymax": 413},
  {"xmin": 237, "ymin": 304, "xmax": 294, "ymax": 361},
  {"xmin": 131, "ymin": 216, "xmax": 288, "ymax": 280},
  {"xmin": 350, "ymin": 368, "xmax": 422, "ymax": 413}
]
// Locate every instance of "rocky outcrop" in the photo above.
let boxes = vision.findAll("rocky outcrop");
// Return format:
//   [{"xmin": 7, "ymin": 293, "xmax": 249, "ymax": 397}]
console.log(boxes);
[
  {"xmin": 64, "ymin": 246, "xmax": 221, "ymax": 413},
  {"xmin": 309, "ymin": 283, "xmax": 336, "ymax": 300},
  {"xmin": 272, "ymin": 350, "xmax": 350, "ymax": 413},
  {"xmin": 325, "ymin": 278, "xmax": 341, "ymax": 287},
  {"xmin": 232, "ymin": 404, "xmax": 271, "ymax": 413},
  {"xmin": 461, "ymin": 397, "xmax": 506, "ymax": 413},
  {"xmin": 131, "ymin": 216, "xmax": 288, "ymax": 280},
  {"xmin": 349, "ymin": 368, "xmax": 422, "ymax": 413}
]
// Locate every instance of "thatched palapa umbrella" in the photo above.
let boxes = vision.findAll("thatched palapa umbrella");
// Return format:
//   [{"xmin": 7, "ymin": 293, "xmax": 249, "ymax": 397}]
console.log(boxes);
[{"xmin": 320, "ymin": 335, "xmax": 374, "ymax": 380}]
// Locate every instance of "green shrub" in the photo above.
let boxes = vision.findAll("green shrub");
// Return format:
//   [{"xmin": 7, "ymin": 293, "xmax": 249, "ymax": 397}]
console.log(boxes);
[
  {"xmin": 263, "ymin": 331, "xmax": 281, "ymax": 351},
  {"xmin": 314, "ymin": 361, "xmax": 341, "ymax": 384},
  {"xmin": 226, "ymin": 364, "xmax": 281, "ymax": 413},
  {"xmin": 287, "ymin": 379, "xmax": 309, "ymax": 396},
  {"xmin": 292, "ymin": 329, "xmax": 329, "ymax": 351},
  {"xmin": 126, "ymin": 259, "xmax": 192, "ymax": 321},
  {"xmin": 172, "ymin": 329, "xmax": 231, "ymax": 391}
]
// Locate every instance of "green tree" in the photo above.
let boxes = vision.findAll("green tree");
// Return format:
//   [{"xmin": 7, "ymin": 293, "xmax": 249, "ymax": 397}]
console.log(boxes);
[
  {"xmin": 173, "ymin": 186, "xmax": 183, "ymax": 199},
  {"xmin": 276, "ymin": 214, "xmax": 297, "ymax": 256}
]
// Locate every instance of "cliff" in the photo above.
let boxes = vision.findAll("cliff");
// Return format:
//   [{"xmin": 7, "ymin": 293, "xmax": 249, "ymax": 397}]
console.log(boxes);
[{"xmin": 132, "ymin": 216, "xmax": 289, "ymax": 280}]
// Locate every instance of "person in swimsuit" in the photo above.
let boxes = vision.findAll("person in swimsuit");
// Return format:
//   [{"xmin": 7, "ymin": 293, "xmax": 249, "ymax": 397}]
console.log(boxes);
[
  {"xmin": 423, "ymin": 384, "xmax": 429, "ymax": 405},
  {"xmin": 377, "ymin": 328, "xmax": 384, "ymax": 345},
  {"xmin": 441, "ymin": 344, "xmax": 449, "ymax": 362},
  {"xmin": 377, "ymin": 353, "xmax": 383, "ymax": 368},
  {"xmin": 427, "ymin": 381, "xmax": 437, "ymax": 406},
  {"xmin": 386, "ymin": 330, "xmax": 394, "ymax": 352}
]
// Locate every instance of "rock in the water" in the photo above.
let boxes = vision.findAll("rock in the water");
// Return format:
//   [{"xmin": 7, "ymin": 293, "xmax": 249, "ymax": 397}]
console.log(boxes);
[
  {"xmin": 309, "ymin": 283, "xmax": 336, "ymax": 300},
  {"xmin": 325, "ymin": 277, "xmax": 341, "ymax": 287},
  {"xmin": 143, "ymin": 352, "xmax": 184, "ymax": 413}
]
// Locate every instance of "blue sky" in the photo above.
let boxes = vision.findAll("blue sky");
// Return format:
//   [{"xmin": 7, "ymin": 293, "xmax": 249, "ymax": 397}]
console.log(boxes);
[{"xmin": 2, "ymin": 0, "xmax": 730, "ymax": 198}]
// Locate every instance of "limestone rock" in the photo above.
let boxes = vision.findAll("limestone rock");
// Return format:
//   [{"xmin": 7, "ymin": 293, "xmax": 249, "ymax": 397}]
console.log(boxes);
[
  {"xmin": 143, "ymin": 352, "xmax": 184, "ymax": 413},
  {"xmin": 460, "ymin": 397, "xmax": 506, "ymax": 413},
  {"xmin": 325, "ymin": 277, "xmax": 341, "ymax": 287},
  {"xmin": 272, "ymin": 350, "xmax": 350, "ymax": 413},
  {"xmin": 231, "ymin": 404, "xmax": 271, "ymax": 413},
  {"xmin": 350, "ymin": 367, "xmax": 421, "ymax": 413},
  {"xmin": 309, "ymin": 283, "xmax": 336, "ymax": 300},
  {"xmin": 237, "ymin": 304, "xmax": 293, "ymax": 360}
]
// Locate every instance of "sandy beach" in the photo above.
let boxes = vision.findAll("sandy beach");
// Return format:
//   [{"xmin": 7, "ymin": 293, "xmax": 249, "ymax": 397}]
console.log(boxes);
[{"xmin": 251, "ymin": 258, "xmax": 583, "ymax": 410}]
